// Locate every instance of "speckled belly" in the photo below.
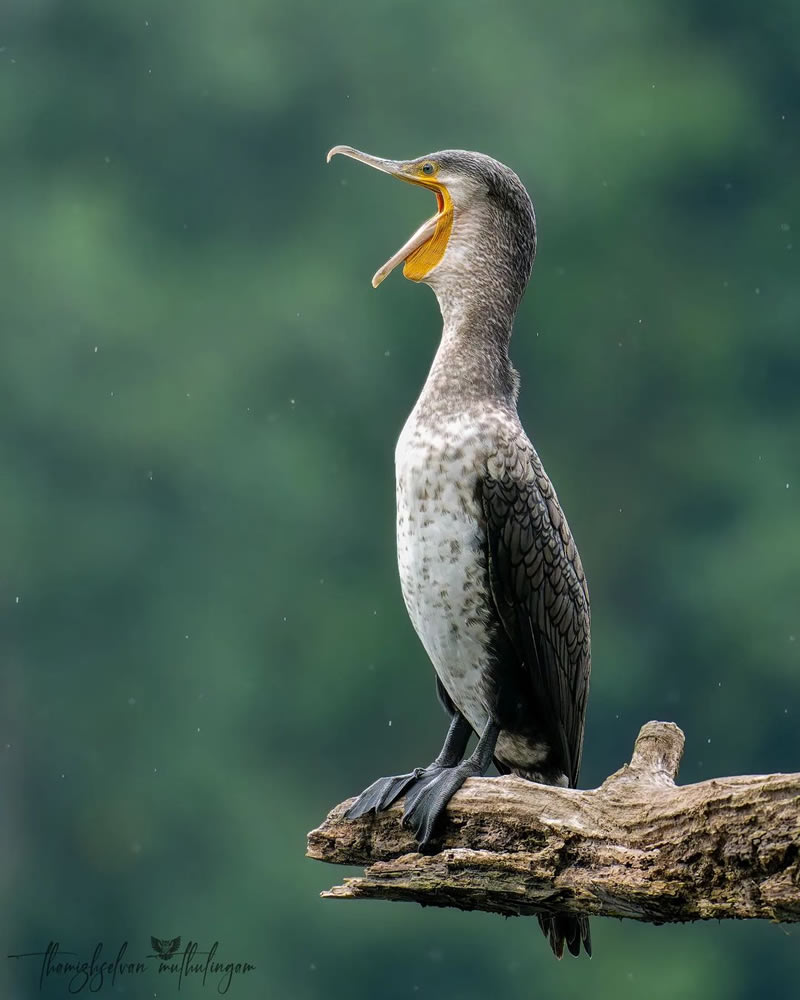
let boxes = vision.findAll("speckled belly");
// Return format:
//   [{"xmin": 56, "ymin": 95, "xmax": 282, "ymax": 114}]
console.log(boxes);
[{"xmin": 395, "ymin": 414, "xmax": 493, "ymax": 734}]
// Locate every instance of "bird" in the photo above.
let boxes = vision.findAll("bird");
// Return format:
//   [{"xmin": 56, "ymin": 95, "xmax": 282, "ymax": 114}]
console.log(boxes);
[{"xmin": 327, "ymin": 145, "xmax": 592, "ymax": 959}]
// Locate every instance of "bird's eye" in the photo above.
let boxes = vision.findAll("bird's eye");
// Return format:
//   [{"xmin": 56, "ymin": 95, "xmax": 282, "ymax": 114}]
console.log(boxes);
[{"xmin": 421, "ymin": 162, "xmax": 435, "ymax": 175}]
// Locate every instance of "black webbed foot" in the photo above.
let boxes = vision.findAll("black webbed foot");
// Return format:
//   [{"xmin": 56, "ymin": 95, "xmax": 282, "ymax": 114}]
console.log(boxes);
[
  {"xmin": 404, "ymin": 717, "xmax": 500, "ymax": 846},
  {"xmin": 401, "ymin": 760, "xmax": 479, "ymax": 846},
  {"xmin": 344, "ymin": 712, "xmax": 473, "ymax": 822},
  {"xmin": 345, "ymin": 717, "xmax": 500, "ymax": 849},
  {"xmin": 344, "ymin": 765, "xmax": 445, "ymax": 819}
]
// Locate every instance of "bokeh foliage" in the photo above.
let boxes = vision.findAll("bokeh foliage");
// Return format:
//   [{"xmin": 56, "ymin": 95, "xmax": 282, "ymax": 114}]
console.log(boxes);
[{"xmin": 1, "ymin": 0, "xmax": 798, "ymax": 997}]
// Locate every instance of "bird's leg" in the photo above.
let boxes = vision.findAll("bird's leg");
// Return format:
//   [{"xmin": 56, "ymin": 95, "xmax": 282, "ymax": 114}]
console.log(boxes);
[
  {"xmin": 402, "ymin": 718, "xmax": 500, "ymax": 848},
  {"xmin": 344, "ymin": 712, "xmax": 472, "ymax": 820}
]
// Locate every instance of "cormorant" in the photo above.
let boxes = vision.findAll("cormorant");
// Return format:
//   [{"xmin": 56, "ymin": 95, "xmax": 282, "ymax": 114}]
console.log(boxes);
[{"xmin": 327, "ymin": 145, "xmax": 592, "ymax": 959}]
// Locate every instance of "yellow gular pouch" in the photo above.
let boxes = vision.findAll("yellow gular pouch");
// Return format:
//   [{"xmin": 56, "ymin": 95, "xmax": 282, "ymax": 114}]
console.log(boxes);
[
  {"xmin": 403, "ymin": 184, "xmax": 454, "ymax": 282},
  {"xmin": 326, "ymin": 148, "xmax": 457, "ymax": 288}
]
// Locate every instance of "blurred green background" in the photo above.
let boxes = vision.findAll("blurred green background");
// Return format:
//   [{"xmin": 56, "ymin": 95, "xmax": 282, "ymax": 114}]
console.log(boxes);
[{"xmin": 2, "ymin": 0, "xmax": 798, "ymax": 997}]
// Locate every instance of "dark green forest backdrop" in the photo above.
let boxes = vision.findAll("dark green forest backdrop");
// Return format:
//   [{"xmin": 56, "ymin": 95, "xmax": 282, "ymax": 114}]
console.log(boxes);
[{"xmin": 2, "ymin": 0, "xmax": 799, "ymax": 997}]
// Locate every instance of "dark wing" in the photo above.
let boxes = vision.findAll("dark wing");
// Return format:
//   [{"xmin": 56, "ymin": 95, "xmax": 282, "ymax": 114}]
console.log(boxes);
[{"xmin": 481, "ymin": 446, "xmax": 590, "ymax": 788}]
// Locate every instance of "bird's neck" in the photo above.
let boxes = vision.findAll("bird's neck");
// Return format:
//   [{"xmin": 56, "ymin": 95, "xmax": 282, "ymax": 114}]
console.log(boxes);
[{"xmin": 421, "ymin": 282, "xmax": 520, "ymax": 408}]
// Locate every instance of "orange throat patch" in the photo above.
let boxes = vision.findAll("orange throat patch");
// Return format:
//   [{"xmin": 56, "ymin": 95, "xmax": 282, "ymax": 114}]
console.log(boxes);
[{"xmin": 403, "ymin": 186, "xmax": 453, "ymax": 282}]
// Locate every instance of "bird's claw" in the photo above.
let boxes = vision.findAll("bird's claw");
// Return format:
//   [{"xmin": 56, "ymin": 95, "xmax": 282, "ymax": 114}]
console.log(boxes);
[
  {"xmin": 344, "ymin": 765, "xmax": 442, "ymax": 819},
  {"xmin": 402, "ymin": 764, "xmax": 475, "ymax": 847}
]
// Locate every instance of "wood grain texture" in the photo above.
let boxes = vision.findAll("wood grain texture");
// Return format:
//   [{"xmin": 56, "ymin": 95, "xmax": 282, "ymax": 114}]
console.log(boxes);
[{"xmin": 307, "ymin": 722, "xmax": 800, "ymax": 923}]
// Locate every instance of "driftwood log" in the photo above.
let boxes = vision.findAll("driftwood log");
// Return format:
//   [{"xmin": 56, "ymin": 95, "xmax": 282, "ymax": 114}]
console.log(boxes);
[{"xmin": 307, "ymin": 722, "xmax": 800, "ymax": 924}]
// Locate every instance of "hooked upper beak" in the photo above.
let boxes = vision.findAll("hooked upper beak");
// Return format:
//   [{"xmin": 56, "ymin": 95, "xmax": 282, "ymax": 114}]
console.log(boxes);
[{"xmin": 327, "ymin": 145, "xmax": 449, "ymax": 288}]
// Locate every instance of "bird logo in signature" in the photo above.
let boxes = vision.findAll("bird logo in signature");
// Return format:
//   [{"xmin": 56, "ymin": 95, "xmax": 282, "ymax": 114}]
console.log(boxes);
[{"xmin": 150, "ymin": 936, "xmax": 181, "ymax": 961}]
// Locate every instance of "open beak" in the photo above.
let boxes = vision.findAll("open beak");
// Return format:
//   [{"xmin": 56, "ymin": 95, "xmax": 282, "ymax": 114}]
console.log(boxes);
[{"xmin": 327, "ymin": 145, "xmax": 450, "ymax": 288}]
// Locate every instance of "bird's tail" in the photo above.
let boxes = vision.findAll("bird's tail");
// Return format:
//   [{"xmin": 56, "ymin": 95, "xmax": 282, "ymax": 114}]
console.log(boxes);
[
  {"xmin": 497, "ymin": 763, "xmax": 591, "ymax": 957},
  {"xmin": 538, "ymin": 914, "xmax": 591, "ymax": 959}
]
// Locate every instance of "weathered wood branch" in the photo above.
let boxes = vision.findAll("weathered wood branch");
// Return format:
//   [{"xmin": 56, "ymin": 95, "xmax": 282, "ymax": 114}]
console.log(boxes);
[{"xmin": 307, "ymin": 722, "xmax": 800, "ymax": 924}]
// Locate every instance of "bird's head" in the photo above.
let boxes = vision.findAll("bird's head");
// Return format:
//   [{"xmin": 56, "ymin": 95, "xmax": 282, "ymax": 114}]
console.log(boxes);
[{"xmin": 327, "ymin": 146, "xmax": 537, "ymax": 313}]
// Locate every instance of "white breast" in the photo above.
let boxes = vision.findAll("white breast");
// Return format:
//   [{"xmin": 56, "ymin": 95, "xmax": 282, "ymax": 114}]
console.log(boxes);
[{"xmin": 395, "ymin": 409, "xmax": 493, "ymax": 733}]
